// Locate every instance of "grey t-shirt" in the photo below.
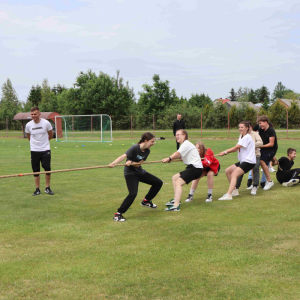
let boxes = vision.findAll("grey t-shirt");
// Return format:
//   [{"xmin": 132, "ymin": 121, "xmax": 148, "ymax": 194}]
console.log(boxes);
[{"xmin": 124, "ymin": 144, "xmax": 150, "ymax": 176}]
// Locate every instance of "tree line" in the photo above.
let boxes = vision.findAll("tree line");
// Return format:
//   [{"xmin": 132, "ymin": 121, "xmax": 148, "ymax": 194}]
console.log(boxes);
[{"xmin": 0, "ymin": 70, "xmax": 299, "ymax": 130}]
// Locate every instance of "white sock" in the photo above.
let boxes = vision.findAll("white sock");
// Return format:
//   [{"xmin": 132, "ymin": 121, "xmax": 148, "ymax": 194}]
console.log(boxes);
[
  {"xmin": 189, "ymin": 189, "xmax": 196, "ymax": 195},
  {"xmin": 208, "ymin": 189, "xmax": 213, "ymax": 195}
]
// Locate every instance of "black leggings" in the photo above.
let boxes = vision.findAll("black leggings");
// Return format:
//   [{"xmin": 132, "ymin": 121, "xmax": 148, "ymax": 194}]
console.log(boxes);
[
  {"xmin": 118, "ymin": 172, "xmax": 163, "ymax": 214},
  {"xmin": 278, "ymin": 168, "xmax": 300, "ymax": 184}
]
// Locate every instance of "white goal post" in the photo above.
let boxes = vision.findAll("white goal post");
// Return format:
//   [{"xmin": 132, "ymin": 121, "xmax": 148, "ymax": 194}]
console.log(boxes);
[{"xmin": 55, "ymin": 114, "xmax": 112, "ymax": 142}]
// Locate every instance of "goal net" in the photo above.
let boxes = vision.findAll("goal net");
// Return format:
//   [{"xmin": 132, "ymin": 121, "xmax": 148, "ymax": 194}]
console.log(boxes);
[{"xmin": 55, "ymin": 115, "xmax": 112, "ymax": 142}]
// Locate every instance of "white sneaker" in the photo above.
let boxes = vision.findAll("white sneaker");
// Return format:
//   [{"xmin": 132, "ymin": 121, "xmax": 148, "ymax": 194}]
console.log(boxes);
[
  {"xmin": 269, "ymin": 167, "xmax": 276, "ymax": 172},
  {"xmin": 246, "ymin": 185, "xmax": 253, "ymax": 190},
  {"xmin": 263, "ymin": 181, "xmax": 274, "ymax": 190},
  {"xmin": 232, "ymin": 189, "xmax": 239, "ymax": 196},
  {"xmin": 205, "ymin": 194, "xmax": 213, "ymax": 202},
  {"xmin": 282, "ymin": 179, "xmax": 299, "ymax": 187},
  {"xmin": 260, "ymin": 168, "xmax": 263, "ymax": 172},
  {"xmin": 251, "ymin": 186, "xmax": 257, "ymax": 195},
  {"xmin": 218, "ymin": 194, "xmax": 233, "ymax": 201}
]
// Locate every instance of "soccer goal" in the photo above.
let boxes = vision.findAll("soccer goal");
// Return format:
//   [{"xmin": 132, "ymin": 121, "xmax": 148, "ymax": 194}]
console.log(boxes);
[{"xmin": 55, "ymin": 115, "xmax": 112, "ymax": 142}]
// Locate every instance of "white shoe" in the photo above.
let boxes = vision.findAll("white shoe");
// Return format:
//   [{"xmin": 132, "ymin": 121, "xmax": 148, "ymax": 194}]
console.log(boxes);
[
  {"xmin": 269, "ymin": 167, "xmax": 276, "ymax": 172},
  {"xmin": 232, "ymin": 189, "xmax": 239, "ymax": 196},
  {"xmin": 218, "ymin": 194, "xmax": 233, "ymax": 201},
  {"xmin": 282, "ymin": 179, "xmax": 299, "ymax": 187},
  {"xmin": 251, "ymin": 186, "xmax": 257, "ymax": 195},
  {"xmin": 263, "ymin": 181, "xmax": 274, "ymax": 190},
  {"xmin": 246, "ymin": 185, "xmax": 253, "ymax": 190},
  {"xmin": 260, "ymin": 169, "xmax": 263, "ymax": 172},
  {"xmin": 205, "ymin": 194, "xmax": 213, "ymax": 202}
]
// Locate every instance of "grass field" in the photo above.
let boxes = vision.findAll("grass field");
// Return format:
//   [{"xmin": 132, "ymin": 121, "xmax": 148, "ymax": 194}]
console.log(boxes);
[{"xmin": 1, "ymin": 135, "xmax": 300, "ymax": 299}]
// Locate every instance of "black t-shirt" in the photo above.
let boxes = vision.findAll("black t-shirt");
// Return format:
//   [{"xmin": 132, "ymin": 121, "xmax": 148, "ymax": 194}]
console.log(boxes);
[
  {"xmin": 258, "ymin": 126, "xmax": 278, "ymax": 152},
  {"xmin": 124, "ymin": 144, "xmax": 150, "ymax": 176},
  {"xmin": 276, "ymin": 157, "xmax": 294, "ymax": 183}
]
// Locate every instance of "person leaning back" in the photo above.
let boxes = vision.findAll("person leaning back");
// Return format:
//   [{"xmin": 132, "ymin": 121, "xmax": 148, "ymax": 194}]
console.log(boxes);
[{"xmin": 25, "ymin": 107, "xmax": 54, "ymax": 196}]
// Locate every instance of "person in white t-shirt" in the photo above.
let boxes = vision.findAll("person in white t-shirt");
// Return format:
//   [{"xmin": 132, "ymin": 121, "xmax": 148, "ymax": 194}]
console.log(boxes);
[
  {"xmin": 218, "ymin": 121, "xmax": 256, "ymax": 201},
  {"xmin": 162, "ymin": 129, "xmax": 203, "ymax": 211},
  {"xmin": 25, "ymin": 107, "xmax": 54, "ymax": 196}
]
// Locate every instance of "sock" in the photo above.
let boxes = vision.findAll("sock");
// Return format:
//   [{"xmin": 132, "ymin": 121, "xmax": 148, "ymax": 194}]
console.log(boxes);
[
  {"xmin": 207, "ymin": 189, "xmax": 213, "ymax": 195},
  {"xmin": 189, "ymin": 189, "xmax": 196, "ymax": 195},
  {"xmin": 143, "ymin": 198, "xmax": 148, "ymax": 202}
]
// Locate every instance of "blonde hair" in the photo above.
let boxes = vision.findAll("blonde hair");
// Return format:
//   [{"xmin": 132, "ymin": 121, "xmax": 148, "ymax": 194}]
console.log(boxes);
[{"xmin": 195, "ymin": 140, "xmax": 206, "ymax": 158}]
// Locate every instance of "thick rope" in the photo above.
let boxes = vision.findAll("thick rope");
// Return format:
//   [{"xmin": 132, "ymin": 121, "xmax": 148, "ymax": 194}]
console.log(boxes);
[{"xmin": 0, "ymin": 159, "xmax": 182, "ymax": 179}]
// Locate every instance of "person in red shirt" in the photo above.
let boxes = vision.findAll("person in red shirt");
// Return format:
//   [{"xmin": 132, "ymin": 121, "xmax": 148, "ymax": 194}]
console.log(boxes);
[{"xmin": 185, "ymin": 141, "xmax": 220, "ymax": 203}]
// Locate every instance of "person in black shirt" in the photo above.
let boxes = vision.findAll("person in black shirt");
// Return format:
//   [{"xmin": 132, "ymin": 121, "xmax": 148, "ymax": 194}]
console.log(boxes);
[
  {"xmin": 276, "ymin": 148, "xmax": 300, "ymax": 186},
  {"xmin": 257, "ymin": 115, "xmax": 278, "ymax": 191},
  {"xmin": 173, "ymin": 114, "xmax": 185, "ymax": 150},
  {"xmin": 109, "ymin": 132, "xmax": 163, "ymax": 222}
]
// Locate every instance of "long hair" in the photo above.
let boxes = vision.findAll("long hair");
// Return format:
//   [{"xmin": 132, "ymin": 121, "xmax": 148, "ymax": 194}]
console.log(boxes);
[
  {"xmin": 138, "ymin": 132, "xmax": 155, "ymax": 144},
  {"xmin": 195, "ymin": 140, "xmax": 206, "ymax": 158}
]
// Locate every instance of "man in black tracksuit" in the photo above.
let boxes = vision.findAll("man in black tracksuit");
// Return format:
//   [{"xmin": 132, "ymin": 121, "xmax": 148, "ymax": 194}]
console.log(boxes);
[{"xmin": 173, "ymin": 114, "xmax": 185, "ymax": 150}]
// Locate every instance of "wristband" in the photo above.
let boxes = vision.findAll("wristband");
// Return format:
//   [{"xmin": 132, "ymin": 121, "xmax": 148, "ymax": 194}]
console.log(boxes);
[
  {"xmin": 225, "ymin": 151, "xmax": 227, "ymax": 155},
  {"xmin": 169, "ymin": 157, "xmax": 172, "ymax": 161}
]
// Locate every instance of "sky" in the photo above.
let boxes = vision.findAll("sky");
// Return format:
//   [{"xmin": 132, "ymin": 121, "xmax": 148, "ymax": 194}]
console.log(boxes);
[{"xmin": 0, "ymin": 0, "xmax": 299, "ymax": 103}]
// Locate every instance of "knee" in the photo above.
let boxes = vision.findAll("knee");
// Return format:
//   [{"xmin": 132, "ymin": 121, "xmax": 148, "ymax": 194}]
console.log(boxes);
[{"xmin": 225, "ymin": 168, "xmax": 231, "ymax": 175}]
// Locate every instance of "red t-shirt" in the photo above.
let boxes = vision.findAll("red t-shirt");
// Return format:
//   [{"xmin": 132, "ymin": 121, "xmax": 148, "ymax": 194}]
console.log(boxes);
[{"xmin": 202, "ymin": 148, "xmax": 220, "ymax": 175}]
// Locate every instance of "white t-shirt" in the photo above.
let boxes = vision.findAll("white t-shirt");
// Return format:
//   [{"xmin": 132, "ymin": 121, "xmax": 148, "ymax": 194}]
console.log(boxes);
[
  {"xmin": 25, "ymin": 118, "xmax": 52, "ymax": 152},
  {"xmin": 237, "ymin": 134, "xmax": 256, "ymax": 164},
  {"xmin": 178, "ymin": 140, "xmax": 203, "ymax": 168}
]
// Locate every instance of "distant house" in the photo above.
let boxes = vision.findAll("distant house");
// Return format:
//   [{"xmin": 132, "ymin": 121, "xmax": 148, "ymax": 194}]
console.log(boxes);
[
  {"xmin": 224, "ymin": 101, "xmax": 260, "ymax": 111},
  {"xmin": 276, "ymin": 99, "xmax": 300, "ymax": 109},
  {"xmin": 214, "ymin": 98, "xmax": 230, "ymax": 105}
]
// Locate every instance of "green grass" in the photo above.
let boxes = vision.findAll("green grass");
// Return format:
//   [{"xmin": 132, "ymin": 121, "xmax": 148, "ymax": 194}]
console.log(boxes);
[{"xmin": 0, "ymin": 136, "xmax": 300, "ymax": 299}]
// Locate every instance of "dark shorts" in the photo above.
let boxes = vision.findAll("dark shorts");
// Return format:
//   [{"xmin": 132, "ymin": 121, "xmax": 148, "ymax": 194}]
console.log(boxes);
[
  {"xmin": 260, "ymin": 150, "xmax": 276, "ymax": 164},
  {"xmin": 205, "ymin": 164, "xmax": 221, "ymax": 176},
  {"xmin": 31, "ymin": 151, "xmax": 51, "ymax": 176},
  {"xmin": 180, "ymin": 165, "xmax": 203, "ymax": 184},
  {"xmin": 235, "ymin": 162, "xmax": 256, "ymax": 174}
]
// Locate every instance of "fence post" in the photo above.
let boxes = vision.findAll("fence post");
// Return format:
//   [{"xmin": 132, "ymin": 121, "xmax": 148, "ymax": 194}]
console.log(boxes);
[
  {"xmin": 91, "ymin": 116, "xmax": 93, "ymax": 138},
  {"xmin": 201, "ymin": 113, "xmax": 202, "ymax": 138},
  {"xmin": 72, "ymin": 116, "xmax": 74, "ymax": 138},
  {"xmin": 153, "ymin": 114, "xmax": 155, "ymax": 136},
  {"xmin": 228, "ymin": 112, "xmax": 230, "ymax": 139},
  {"xmin": 131, "ymin": 114, "xmax": 133, "ymax": 138},
  {"xmin": 287, "ymin": 110, "xmax": 288, "ymax": 139},
  {"xmin": 6, "ymin": 118, "xmax": 8, "ymax": 137}
]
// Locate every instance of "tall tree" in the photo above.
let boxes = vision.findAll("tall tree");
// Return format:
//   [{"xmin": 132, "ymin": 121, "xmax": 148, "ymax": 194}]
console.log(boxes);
[
  {"xmin": 0, "ymin": 78, "xmax": 21, "ymax": 128},
  {"xmin": 27, "ymin": 84, "xmax": 42, "ymax": 107},
  {"xmin": 189, "ymin": 93, "xmax": 212, "ymax": 108},
  {"xmin": 248, "ymin": 89, "xmax": 257, "ymax": 103},
  {"xmin": 272, "ymin": 82, "xmax": 286, "ymax": 101},
  {"xmin": 259, "ymin": 86, "xmax": 270, "ymax": 104},
  {"xmin": 228, "ymin": 88, "xmax": 237, "ymax": 101}
]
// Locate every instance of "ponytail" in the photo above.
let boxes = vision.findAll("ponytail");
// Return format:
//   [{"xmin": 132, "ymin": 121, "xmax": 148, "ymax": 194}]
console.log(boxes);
[{"xmin": 138, "ymin": 132, "xmax": 155, "ymax": 144}]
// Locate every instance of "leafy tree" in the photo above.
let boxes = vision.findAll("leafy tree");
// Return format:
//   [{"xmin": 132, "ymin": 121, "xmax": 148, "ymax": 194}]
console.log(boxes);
[
  {"xmin": 283, "ymin": 90, "xmax": 300, "ymax": 100},
  {"xmin": 52, "ymin": 84, "xmax": 67, "ymax": 95},
  {"xmin": 262, "ymin": 98, "xmax": 269, "ymax": 110},
  {"xmin": 272, "ymin": 82, "xmax": 286, "ymax": 101},
  {"xmin": 204, "ymin": 102, "xmax": 228, "ymax": 128},
  {"xmin": 259, "ymin": 86, "xmax": 270, "ymax": 104},
  {"xmin": 236, "ymin": 87, "xmax": 250, "ymax": 100},
  {"xmin": 229, "ymin": 105, "xmax": 239, "ymax": 128},
  {"xmin": 0, "ymin": 78, "xmax": 21, "ymax": 129},
  {"xmin": 248, "ymin": 89, "xmax": 257, "ymax": 104},
  {"xmin": 189, "ymin": 93, "xmax": 212, "ymax": 108},
  {"xmin": 27, "ymin": 84, "xmax": 42, "ymax": 107},
  {"xmin": 244, "ymin": 106, "xmax": 257, "ymax": 125},
  {"xmin": 288, "ymin": 101, "xmax": 300, "ymax": 128},
  {"xmin": 138, "ymin": 74, "xmax": 179, "ymax": 115},
  {"xmin": 269, "ymin": 100, "xmax": 286, "ymax": 128},
  {"xmin": 228, "ymin": 88, "xmax": 237, "ymax": 101}
]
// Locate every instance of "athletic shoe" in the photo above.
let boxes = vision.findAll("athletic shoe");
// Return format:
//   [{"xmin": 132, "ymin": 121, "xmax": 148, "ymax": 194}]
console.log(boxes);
[
  {"xmin": 164, "ymin": 205, "xmax": 180, "ymax": 211},
  {"xmin": 247, "ymin": 179, "xmax": 252, "ymax": 188},
  {"xmin": 113, "ymin": 213, "xmax": 126, "ymax": 222},
  {"xmin": 218, "ymin": 194, "xmax": 233, "ymax": 201},
  {"xmin": 205, "ymin": 194, "xmax": 212, "ymax": 202},
  {"xmin": 165, "ymin": 199, "xmax": 181, "ymax": 206},
  {"xmin": 45, "ymin": 187, "xmax": 54, "ymax": 195},
  {"xmin": 269, "ymin": 167, "xmax": 276, "ymax": 172},
  {"xmin": 185, "ymin": 194, "xmax": 194, "ymax": 202},
  {"xmin": 263, "ymin": 181, "xmax": 274, "ymax": 191},
  {"xmin": 260, "ymin": 182, "xmax": 266, "ymax": 189},
  {"xmin": 247, "ymin": 185, "xmax": 253, "ymax": 190},
  {"xmin": 32, "ymin": 188, "xmax": 41, "ymax": 196},
  {"xmin": 232, "ymin": 189, "xmax": 239, "ymax": 196},
  {"xmin": 260, "ymin": 168, "xmax": 263, "ymax": 172},
  {"xmin": 282, "ymin": 179, "xmax": 299, "ymax": 187},
  {"xmin": 251, "ymin": 186, "xmax": 257, "ymax": 195},
  {"xmin": 141, "ymin": 200, "xmax": 157, "ymax": 209}
]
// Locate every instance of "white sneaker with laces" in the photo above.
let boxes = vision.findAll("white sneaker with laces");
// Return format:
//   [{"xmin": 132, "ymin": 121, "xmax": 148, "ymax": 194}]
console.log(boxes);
[
  {"xmin": 246, "ymin": 185, "xmax": 253, "ymax": 190},
  {"xmin": 251, "ymin": 186, "xmax": 257, "ymax": 195},
  {"xmin": 282, "ymin": 179, "xmax": 299, "ymax": 187},
  {"xmin": 218, "ymin": 194, "xmax": 233, "ymax": 201},
  {"xmin": 263, "ymin": 181, "xmax": 274, "ymax": 190},
  {"xmin": 232, "ymin": 189, "xmax": 239, "ymax": 196},
  {"xmin": 269, "ymin": 167, "xmax": 276, "ymax": 172}
]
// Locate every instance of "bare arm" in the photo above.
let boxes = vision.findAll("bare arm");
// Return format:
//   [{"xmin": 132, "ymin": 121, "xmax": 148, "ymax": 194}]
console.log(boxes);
[
  {"xmin": 260, "ymin": 136, "xmax": 275, "ymax": 148},
  {"xmin": 219, "ymin": 144, "xmax": 242, "ymax": 156},
  {"xmin": 48, "ymin": 130, "xmax": 53, "ymax": 140},
  {"xmin": 26, "ymin": 133, "xmax": 30, "ymax": 141},
  {"xmin": 109, "ymin": 153, "xmax": 127, "ymax": 168},
  {"xmin": 162, "ymin": 151, "xmax": 181, "ymax": 163}
]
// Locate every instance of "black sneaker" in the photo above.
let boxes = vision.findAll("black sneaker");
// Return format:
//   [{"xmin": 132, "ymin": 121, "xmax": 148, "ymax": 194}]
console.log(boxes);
[
  {"xmin": 32, "ymin": 188, "xmax": 41, "ymax": 196},
  {"xmin": 205, "ymin": 194, "xmax": 213, "ymax": 202},
  {"xmin": 113, "ymin": 213, "xmax": 126, "ymax": 222},
  {"xmin": 141, "ymin": 200, "xmax": 157, "ymax": 209},
  {"xmin": 45, "ymin": 187, "xmax": 54, "ymax": 195}
]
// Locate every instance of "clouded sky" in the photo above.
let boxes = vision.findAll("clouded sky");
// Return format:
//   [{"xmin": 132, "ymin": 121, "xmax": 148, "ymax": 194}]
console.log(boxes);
[{"xmin": 0, "ymin": 0, "xmax": 299, "ymax": 102}]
